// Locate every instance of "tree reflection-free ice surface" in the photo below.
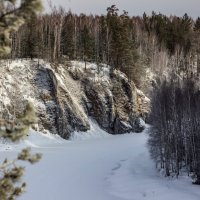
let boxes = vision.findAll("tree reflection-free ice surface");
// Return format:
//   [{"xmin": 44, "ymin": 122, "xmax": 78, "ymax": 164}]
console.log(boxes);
[{"xmin": 1, "ymin": 124, "xmax": 200, "ymax": 200}]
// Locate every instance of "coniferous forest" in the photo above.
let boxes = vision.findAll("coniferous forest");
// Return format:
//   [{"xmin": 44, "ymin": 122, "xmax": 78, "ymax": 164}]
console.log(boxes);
[{"xmin": 6, "ymin": 6, "xmax": 200, "ymax": 84}]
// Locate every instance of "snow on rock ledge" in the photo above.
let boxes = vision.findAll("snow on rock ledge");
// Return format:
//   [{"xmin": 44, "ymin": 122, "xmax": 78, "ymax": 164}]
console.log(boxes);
[{"xmin": 0, "ymin": 59, "xmax": 149, "ymax": 139}]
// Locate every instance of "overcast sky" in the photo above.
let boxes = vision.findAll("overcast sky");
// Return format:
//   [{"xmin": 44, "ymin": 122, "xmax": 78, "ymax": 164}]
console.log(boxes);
[{"xmin": 43, "ymin": 0, "xmax": 200, "ymax": 18}]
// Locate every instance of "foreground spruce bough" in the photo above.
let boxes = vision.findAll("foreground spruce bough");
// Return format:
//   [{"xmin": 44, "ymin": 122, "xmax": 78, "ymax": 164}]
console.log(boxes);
[
  {"xmin": 0, "ymin": 103, "xmax": 42, "ymax": 199},
  {"xmin": 0, "ymin": 0, "xmax": 42, "ymax": 199}
]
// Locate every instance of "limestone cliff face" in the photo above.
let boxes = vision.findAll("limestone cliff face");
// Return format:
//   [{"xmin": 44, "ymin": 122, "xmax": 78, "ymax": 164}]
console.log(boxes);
[{"xmin": 0, "ymin": 60, "xmax": 149, "ymax": 139}]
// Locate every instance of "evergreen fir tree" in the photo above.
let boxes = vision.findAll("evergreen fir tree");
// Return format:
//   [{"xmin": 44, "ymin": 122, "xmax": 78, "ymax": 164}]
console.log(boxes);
[{"xmin": 80, "ymin": 25, "xmax": 94, "ymax": 70}]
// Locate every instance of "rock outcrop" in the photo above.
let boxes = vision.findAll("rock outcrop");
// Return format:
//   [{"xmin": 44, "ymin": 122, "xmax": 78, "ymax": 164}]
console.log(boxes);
[
  {"xmin": 84, "ymin": 74, "xmax": 137, "ymax": 134},
  {"xmin": 0, "ymin": 59, "xmax": 149, "ymax": 138}
]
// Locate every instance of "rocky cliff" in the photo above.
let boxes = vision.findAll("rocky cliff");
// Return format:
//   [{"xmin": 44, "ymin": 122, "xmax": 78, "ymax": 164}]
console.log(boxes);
[{"xmin": 0, "ymin": 59, "xmax": 149, "ymax": 139}]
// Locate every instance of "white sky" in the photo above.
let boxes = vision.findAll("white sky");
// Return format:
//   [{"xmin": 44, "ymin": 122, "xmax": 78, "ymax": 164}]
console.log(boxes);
[{"xmin": 43, "ymin": 0, "xmax": 200, "ymax": 18}]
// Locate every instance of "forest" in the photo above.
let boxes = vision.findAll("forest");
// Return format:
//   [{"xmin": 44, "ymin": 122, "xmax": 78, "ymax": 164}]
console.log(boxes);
[
  {"xmin": 4, "ymin": 5, "xmax": 200, "ymax": 85},
  {"xmin": 4, "ymin": 3, "xmax": 200, "ymax": 182}
]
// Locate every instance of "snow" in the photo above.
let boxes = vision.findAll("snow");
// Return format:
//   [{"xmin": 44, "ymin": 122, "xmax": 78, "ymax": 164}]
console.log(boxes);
[
  {"xmin": 0, "ymin": 59, "xmax": 44, "ymax": 112},
  {"xmin": 0, "ymin": 59, "xmax": 90, "ymax": 136},
  {"xmin": 1, "ymin": 124, "xmax": 200, "ymax": 200},
  {"xmin": 70, "ymin": 119, "xmax": 110, "ymax": 140},
  {"xmin": 0, "ymin": 129, "xmax": 66, "ymax": 151},
  {"xmin": 70, "ymin": 60, "xmax": 111, "ymax": 83},
  {"xmin": 121, "ymin": 121, "xmax": 132, "ymax": 129},
  {"xmin": 139, "ymin": 118, "xmax": 146, "ymax": 127}
]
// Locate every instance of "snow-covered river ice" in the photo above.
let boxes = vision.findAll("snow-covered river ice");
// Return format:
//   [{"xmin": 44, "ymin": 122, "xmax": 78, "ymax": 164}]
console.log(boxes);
[{"xmin": 1, "ymin": 124, "xmax": 200, "ymax": 200}]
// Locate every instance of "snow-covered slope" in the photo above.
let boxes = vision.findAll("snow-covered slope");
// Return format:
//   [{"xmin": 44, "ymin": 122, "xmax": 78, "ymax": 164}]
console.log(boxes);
[
  {"xmin": 1, "ymin": 125, "xmax": 199, "ymax": 200},
  {"xmin": 0, "ymin": 59, "xmax": 149, "ymax": 138},
  {"xmin": 70, "ymin": 119, "xmax": 110, "ymax": 140},
  {"xmin": 0, "ymin": 59, "xmax": 90, "ymax": 138}
]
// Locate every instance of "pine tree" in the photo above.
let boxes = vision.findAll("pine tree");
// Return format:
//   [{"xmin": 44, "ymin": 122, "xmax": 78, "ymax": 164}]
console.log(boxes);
[
  {"xmin": 0, "ymin": 1, "xmax": 42, "ymax": 199},
  {"xmin": 80, "ymin": 24, "xmax": 94, "ymax": 70},
  {"xmin": 106, "ymin": 6, "xmax": 140, "ymax": 83},
  {"xmin": 194, "ymin": 17, "xmax": 200, "ymax": 75},
  {"xmin": 0, "ymin": 0, "xmax": 43, "ymax": 56},
  {"xmin": 194, "ymin": 17, "xmax": 200, "ymax": 31},
  {"xmin": 99, "ymin": 15, "xmax": 107, "ymax": 63},
  {"xmin": 106, "ymin": 5, "xmax": 121, "ymax": 69},
  {"xmin": 61, "ymin": 12, "xmax": 75, "ymax": 59}
]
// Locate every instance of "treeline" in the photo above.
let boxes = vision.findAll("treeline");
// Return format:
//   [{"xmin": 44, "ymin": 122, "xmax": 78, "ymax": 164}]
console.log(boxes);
[
  {"xmin": 149, "ymin": 75, "xmax": 200, "ymax": 184},
  {"xmin": 9, "ymin": 5, "xmax": 141, "ymax": 82},
  {"xmin": 146, "ymin": 10, "xmax": 200, "ymax": 184},
  {"xmin": 7, "ymin": 5, "xmax": 200, "ymax": 85},
  {"xmin": 143, "ymin": 13, "xmax": 200, "ymax": 55},
  {"xmin": 142, "ymin": 12, "xmax": 200, "ymax": 78}
]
